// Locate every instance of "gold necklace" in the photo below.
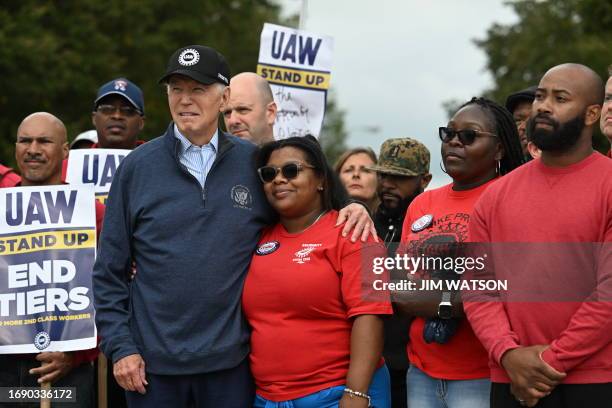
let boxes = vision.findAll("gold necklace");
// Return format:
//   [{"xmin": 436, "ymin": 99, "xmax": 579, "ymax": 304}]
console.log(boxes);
[{"xmin": 297, "ymin": 210, "xmax": 328, "ymax": 233}]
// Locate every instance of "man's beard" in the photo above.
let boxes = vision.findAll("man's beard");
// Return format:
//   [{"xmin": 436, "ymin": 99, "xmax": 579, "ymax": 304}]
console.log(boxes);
[
  {"xmin": 380, "ymin": 188, "xmax": 423, "ymax": 219},
  {"xmin": 527, "ymin": 111, "xmax": 585, "ymax": 152}
]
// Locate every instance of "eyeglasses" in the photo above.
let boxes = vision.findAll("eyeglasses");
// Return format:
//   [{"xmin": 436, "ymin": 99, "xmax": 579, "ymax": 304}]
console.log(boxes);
[
  {"xmin": 96, "ymin": 104, "xmax": 141, "ymax": 117},
  {"xmin": 438, "ymin": 127, "xmax": 498, "ymax": 145},
  {"xmin": 257, "ymin": 162, "xmax": 316, "ymax": 183}
]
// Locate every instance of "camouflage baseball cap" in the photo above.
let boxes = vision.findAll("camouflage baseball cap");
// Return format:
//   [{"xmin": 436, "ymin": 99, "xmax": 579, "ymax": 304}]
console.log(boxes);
[{"xmin": 367, "ymin": 138, "xmax": 430, "ymax": 176}]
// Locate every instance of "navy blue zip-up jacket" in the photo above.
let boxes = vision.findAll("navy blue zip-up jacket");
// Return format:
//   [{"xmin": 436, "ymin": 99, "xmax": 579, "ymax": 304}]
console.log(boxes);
[{"xmin": 93, "ymin": 125, "xmax": 275, "ymax": 375}]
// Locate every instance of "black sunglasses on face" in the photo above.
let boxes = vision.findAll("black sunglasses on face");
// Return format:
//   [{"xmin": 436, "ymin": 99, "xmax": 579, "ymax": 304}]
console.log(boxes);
[
  {"xmin": 438, "ymin": 127, "xmax": 498, "ymax": 145},
  {"xmin": 257, "ymin": 162, "xmax": 316, "ymax": 183},
  {"xmin": 96, "ymin": 104, "xmax": 141, "ymax": 117}
]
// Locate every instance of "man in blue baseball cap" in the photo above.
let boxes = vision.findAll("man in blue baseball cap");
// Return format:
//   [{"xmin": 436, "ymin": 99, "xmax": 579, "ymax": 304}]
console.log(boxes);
[
  {"xmin": 61, "ymin": 77, "xmax": 146, "ymax": 186},
  {"xmin": 91, "ymin": 78, "xmax": 145, "ymax": 150}
]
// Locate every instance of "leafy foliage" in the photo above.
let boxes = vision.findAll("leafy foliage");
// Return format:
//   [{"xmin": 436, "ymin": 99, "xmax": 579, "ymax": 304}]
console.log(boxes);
[
  {"xmin": 474, "ymin": 0, "xmax": 611, "ymax": 152},
  {"xmin": 0, "ymin": 0, "xmax": 284, "ymax": 165}
]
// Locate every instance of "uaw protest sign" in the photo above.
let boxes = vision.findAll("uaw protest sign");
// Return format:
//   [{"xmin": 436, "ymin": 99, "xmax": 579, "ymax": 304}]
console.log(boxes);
[
  {"xmin": 257, "ymin": 23, "xmax": 334, "ymax": 139},
  {"xmin": 66, "ymin": 148, "xmax": 131, "ymax": 204},
  {"xmin": 0, "ymin": 185, "xmax": 97, "ymax": 353}
]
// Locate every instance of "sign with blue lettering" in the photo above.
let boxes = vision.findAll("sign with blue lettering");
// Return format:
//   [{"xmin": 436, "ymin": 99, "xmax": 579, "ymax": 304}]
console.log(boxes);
[
  {"xmin": 65, "ymin": 149, "xmax": 131, "ymax": 204},
  {"xmin": 0, "ymin": 185, "xmax": 97, "ymax": 353},
  {"xmin": 257, "ymin": 23, "xmax": 334, "ymax": 139}
]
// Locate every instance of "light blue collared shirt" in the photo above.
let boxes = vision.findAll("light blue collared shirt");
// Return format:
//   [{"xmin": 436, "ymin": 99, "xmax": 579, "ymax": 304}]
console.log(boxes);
[{"xmin": 174, "ymin": 124, "xmax": 218, "ymax": 189}]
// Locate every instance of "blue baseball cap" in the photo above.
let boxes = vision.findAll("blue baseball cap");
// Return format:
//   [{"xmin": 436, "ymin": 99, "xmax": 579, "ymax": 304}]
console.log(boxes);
[{"xmin": 94, "ymin": 78, "xmax": 145, "ymax": 115}]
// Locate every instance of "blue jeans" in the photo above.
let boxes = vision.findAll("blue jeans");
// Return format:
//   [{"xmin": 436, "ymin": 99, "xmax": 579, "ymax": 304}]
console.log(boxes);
[
  {"xmin": 253, "ymin": 365, "xmax": 391, "ymax": 408},
  {"xmin": 406, "ymin": 365, "xmax": 490, "ymax": 408}
]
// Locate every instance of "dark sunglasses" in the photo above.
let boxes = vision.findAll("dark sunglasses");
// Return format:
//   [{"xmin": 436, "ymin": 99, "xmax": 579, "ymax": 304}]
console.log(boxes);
[
  {"xmin": 257, "ymin": 162, "xmax": 316, "ymax": 183},
  {"xmin": 438, "ymin": 127, "xmax": 498, "ymax": 145},
  {"xmin": 96, "ymin": 104, "xmax": 141, "ymax": 117}
]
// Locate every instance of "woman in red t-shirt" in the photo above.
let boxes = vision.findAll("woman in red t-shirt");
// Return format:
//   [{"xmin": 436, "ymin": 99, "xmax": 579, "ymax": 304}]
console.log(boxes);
[
  {"xmin": 394, "ymin": 97, "xmax": 525, "ymax": 408},
  {"xmin": 243, "ymin": 135, "xmax": 392, "ymax": 408}
]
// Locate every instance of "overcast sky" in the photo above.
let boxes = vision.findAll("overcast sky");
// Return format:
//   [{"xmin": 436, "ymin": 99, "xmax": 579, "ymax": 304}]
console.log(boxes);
[{"xmin": 275, "ymin": 0, "xmax": 518, "ymax": 188}]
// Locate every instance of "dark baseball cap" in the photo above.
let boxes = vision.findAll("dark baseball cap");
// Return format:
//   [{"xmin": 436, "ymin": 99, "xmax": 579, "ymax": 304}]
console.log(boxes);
[
  {"xmin": 159, "ymin": 45, "xmax": 230, "ymax": 86},
  {"xmin": 94, "ymin": 78, "xmax": 145, "ymax": 115},
  {"xmin": 505, "ymin": 85, "xmax": 537, "ymax": 113}
]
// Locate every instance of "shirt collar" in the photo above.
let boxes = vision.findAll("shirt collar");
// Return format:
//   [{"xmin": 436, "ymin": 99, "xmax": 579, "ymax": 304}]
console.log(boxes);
[{"xmin": 174, "ymin": 124, "xmax": 218, "ymax": 154}]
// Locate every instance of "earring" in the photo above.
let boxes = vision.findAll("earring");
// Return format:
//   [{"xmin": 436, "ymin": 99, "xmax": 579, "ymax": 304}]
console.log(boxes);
[
  {"xmin": 496, "ymin": 159, "xmax": 501, "ymax": 175},
  {"xmin": 317, "ymin": 186, "xmax": 324, "ymax": 191}
]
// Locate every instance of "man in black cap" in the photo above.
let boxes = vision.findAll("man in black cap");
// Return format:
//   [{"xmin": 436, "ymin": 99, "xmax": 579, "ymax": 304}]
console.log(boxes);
[
  {"xmin": 506, "ymin": 85, "xmax": 537, "ymax": 159},
  {"xmin": 93, "ymin": 45, "xmax": 373, "ymax": 408}
]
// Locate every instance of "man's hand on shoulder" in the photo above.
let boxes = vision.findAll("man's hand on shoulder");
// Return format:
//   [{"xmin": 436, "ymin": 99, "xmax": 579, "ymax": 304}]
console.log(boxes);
[
  {"xmin": 337, "ymin": 203, "xmax": 378, "ymax": 243},
  {"xmin": 114, "ymin": 353, "xmax": 148, "ymax": 394}
]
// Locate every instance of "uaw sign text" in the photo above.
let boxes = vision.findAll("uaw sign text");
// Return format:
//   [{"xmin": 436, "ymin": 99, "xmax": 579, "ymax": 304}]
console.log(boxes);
[
  {"xmin": 0, "ymin": 185, "xmax": 97, "ymax": 353},
  {"xmin": 257, "ymin": 23, "xmax": 334, "ymax": 139},
  {"xmin": 66, "ymin": 149, "xmax": 131, "ymax": 204}
]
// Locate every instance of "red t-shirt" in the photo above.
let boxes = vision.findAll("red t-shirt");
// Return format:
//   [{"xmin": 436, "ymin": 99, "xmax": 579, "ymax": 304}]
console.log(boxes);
[
  {"xmin": 465, "ymin": 152, "xmax": 612, "ymax": 384},
  {"xmin": 0, "ymin": 164, "xmax": 20, "ymax": 187},
  {"xmin": 243, "ymin": 210, "xmax": 392, "ymax": 401},
  {"xmin": 401, "ymin": 181, "xmax": 495, "ymax": 380}
]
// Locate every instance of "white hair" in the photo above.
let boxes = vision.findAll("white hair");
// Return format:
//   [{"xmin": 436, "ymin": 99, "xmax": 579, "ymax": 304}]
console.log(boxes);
[{"xmin": 165, "ymin": 80, "xmax": 226, "ymax": 95}]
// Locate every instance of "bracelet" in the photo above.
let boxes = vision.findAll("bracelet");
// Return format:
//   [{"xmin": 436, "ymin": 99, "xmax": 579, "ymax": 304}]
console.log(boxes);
[{"xmin": 343, "ymin": 387, "xmax": 371, "ymax": 407}]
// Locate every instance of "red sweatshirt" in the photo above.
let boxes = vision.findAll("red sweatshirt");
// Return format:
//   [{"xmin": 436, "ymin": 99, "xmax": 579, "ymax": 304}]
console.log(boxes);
[{"xmin": 465, "ymin": 152, "xmax": 612, "ymax": 384}]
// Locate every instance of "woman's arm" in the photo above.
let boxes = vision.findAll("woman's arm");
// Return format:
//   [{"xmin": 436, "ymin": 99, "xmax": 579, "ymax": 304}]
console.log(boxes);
[
  {"xmin": 340, "ymin": 314, "xmax": 384, "ymax": 408},
  {"xmin": 392, "ymin": 278, "xmax": 465, "ymax": 318}
]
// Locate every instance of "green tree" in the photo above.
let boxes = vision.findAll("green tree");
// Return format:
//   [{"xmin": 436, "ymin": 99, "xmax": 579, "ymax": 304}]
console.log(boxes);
[
  {"xmin": 0, "ymin": 0, "xmax": 283, "ymax": 166},
  {"xmin": 474, "ymin": 0, "xmax": 611, "ymax": 152}
]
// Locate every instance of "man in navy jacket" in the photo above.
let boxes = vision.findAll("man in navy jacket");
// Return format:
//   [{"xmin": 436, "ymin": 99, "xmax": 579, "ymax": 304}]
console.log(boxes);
[{"xmin": 93, "ymin": 45, "xmax": 373, "ymax": 407}]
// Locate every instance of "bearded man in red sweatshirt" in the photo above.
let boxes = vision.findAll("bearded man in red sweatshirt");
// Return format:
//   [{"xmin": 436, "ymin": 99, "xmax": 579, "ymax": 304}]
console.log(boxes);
[{"xmin": 464, "ymin": 63, "xmax": 611, "ymax": 408}]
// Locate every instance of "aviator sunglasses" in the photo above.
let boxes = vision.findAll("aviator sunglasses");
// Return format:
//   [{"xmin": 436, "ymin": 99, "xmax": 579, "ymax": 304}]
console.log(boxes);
[
  {"xmin": 257, "ymin": 162, "xmax": 316, "ymax": 183},
  {"xmin": 438, "ymin": 127, "xmax": 498, "ymax": 145}
]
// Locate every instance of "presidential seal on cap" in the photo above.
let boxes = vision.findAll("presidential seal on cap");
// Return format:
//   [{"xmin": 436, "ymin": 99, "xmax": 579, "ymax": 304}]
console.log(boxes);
[
  {"xmin": 367, "ymin": 137, "xmax": 430, "ymax": 177},
  {"xmin": 159, "ymin": 45, "xmax": 231, "ymax": 86}
]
